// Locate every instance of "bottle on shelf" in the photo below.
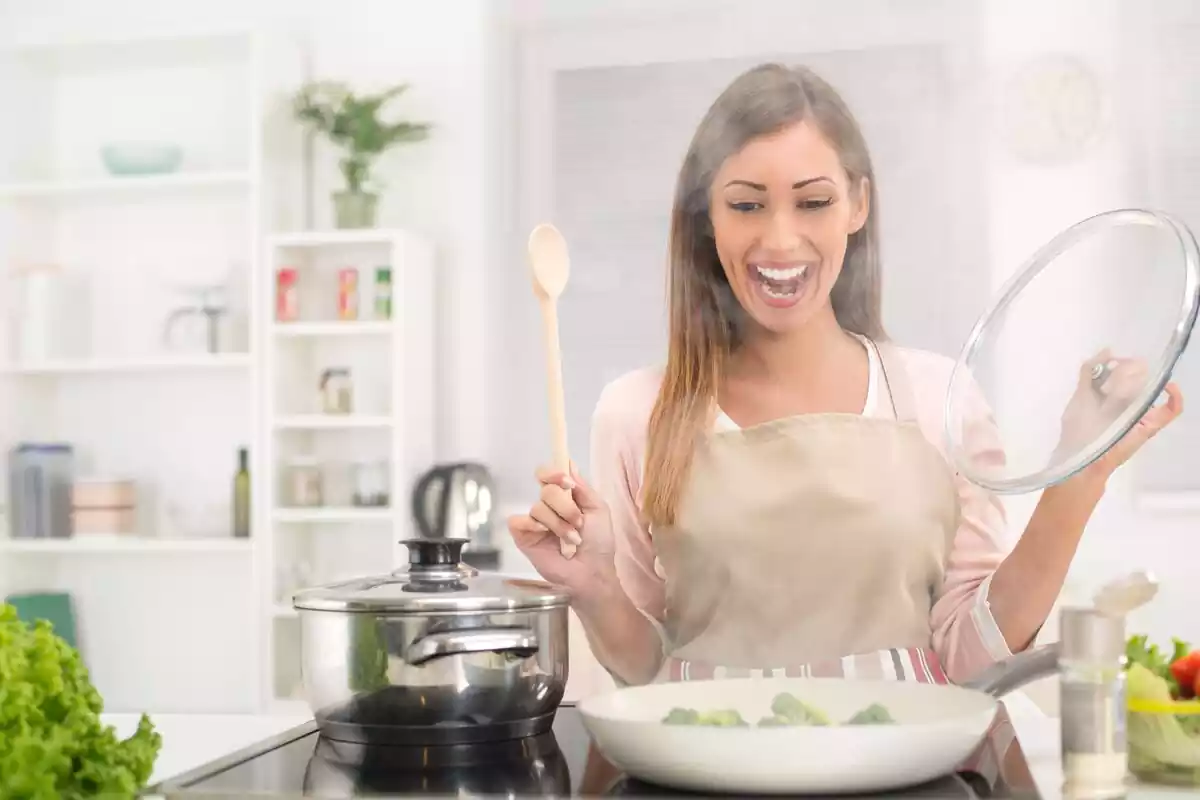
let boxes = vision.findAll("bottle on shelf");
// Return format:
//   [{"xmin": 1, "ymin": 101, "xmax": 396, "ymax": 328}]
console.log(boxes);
[
  {"xmin": 233, "ymin": 447, "xmax": 251, "ymax": 538},
  {"xmin": 374, "ymin": 266, "xmax": 392, "ymax": 320},
  {"xmin": 338, "ymin": 267, "xmax": 359, "ymax": 320},
  {"xmin": 276, "ymin": 267, "xmax": 299, "ymax": 322}
]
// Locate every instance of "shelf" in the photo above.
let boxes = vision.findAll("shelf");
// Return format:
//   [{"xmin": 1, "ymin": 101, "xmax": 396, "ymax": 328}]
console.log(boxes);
[
  {"xmin": 273, "ymin": 507, "xmax": 393, "ymax": 524},
  {"xmin": 0, "ymin": 171, "xmax": 252, "ymax": 199},
  {"xmin": 268, "ymin": 229, "xmax": 411, "ymax": 248},
  {"xmin": 0, "ymin": 354, "xmax": 252, "ymax": 376},
  {"xmin": 273, "ymin": 414, "xmax": 393, "ymax": 430},
  {"xmin": 0, "ymin": 535, "xmax": 252, "ymax": 554},
  {"xmin": 271, "ymin": 321, "xmax": 393, "ymax": 338},
  {"xmin": 3, "ymin": 30, "xmax": 256, "ymax": 72}
]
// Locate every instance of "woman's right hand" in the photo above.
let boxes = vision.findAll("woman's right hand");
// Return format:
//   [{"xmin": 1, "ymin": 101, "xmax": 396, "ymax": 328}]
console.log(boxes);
[{"xmin": 507, "ymin": 464, "xmax": 617, "ymax": 592}]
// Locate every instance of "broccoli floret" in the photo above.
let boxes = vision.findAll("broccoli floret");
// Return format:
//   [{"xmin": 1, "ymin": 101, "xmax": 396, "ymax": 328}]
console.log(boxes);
[
  {"xmin": 770, "ymin": 692, "xmax": 831, "ymax": 726},
  {"xmin": 847, "ymin": 702, "xmax": 895, "ymax": 725},
  {"xmin": 662, "ymin": 707, "xmax": 701, "ymax": 725},
  {"xmin": 661, "ymin": 707, "xmax": 748, "ymax": 726},
  {"xmin": 757, "ymin": 714, "xmax": 790, "ymax": 727},
  {"xmin": 697, "ymin": 709, "xmax": 749, "ymax": 727}
]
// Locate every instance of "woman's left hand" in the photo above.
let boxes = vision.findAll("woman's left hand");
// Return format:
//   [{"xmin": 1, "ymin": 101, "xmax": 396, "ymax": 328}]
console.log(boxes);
[
  {"xmin": 1091, "ymin": 380, "xmax": 1184, "ymax": 476},
  {"xmin": 1056, "ymin": 348, "xmax": 1185, "ymax": 481}
]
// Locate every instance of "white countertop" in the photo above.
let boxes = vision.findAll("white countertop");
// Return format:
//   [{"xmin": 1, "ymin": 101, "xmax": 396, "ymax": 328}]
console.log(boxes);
[
  {"xmin": 104, "ymin": 707, "xmax": 1192, "ymax": 798},
  {"xmin": 103, "ymin": 711, "xmax": 313, "ymax": 791}
]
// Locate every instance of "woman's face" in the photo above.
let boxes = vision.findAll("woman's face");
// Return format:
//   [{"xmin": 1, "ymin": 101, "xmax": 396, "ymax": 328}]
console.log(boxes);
[{"xmin": 708, "ymin": 120, "xmax": 869, "ymax": 336}]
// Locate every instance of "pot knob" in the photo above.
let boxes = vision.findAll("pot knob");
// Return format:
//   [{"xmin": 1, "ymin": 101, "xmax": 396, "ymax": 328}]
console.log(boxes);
[{"xmin": 402, "ymin": 537, "xmax": 469, "ymax": 570}]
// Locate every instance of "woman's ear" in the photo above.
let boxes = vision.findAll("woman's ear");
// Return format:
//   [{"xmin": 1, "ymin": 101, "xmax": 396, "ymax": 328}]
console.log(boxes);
[{"xmin": 848, "ymin": 176, "xmax": 870, "ymax": 235}]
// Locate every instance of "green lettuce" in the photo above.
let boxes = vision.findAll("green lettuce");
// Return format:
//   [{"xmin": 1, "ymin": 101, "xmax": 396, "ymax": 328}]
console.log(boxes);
[{"xmin": 0, "ymin": 603, "xmax": 162, "ymax": 798}]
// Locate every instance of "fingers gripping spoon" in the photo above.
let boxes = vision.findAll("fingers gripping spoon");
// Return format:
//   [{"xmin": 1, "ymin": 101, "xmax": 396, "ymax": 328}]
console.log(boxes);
[{"xmin": 528, "ymin": 223, "xmax": 577, "ymax": 559}]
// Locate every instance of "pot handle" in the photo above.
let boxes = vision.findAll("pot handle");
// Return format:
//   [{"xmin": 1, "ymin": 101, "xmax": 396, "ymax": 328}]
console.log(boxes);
[
  {"xmin": 406, "ymin": 626, "xmax": 539, "ymax": 666},
  {"xmin": 960, "ymin": 642, "xmax": 1062, "ymax": 698}
]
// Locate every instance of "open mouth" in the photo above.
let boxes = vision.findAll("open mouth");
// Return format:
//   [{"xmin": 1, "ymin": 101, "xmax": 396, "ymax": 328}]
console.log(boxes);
[{"xmin": 748, "ymin": 263, "xmax": 814, "ymax": 307}]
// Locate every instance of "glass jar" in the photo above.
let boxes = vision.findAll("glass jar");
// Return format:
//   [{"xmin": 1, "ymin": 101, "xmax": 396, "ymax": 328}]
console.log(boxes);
[
  {"xmin": 287, "ymin": 457, "xmax": 324, "ymax": 508},
  {"xmin": 319, "ymin": 368, "xmax": 353, "ymax": 414},
  {"xmin": 351, "ymin": 461, "xmax": 389, "ymax": 507},
  {"xmin": 1059, "ymin": 606, "xmax": 1129, "ymax": 800}
]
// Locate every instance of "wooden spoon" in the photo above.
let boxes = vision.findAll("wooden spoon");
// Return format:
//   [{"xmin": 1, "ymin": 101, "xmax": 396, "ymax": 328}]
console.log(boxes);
[{"xmin": 527, "ymin": 223, "xmax": 577, "ymax": 559}]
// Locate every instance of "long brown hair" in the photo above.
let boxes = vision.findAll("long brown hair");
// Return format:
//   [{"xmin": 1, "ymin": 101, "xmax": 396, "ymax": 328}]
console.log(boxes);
[{"xmin": 642, "ymin": 63, "xmax": 885, "ymax": 528}]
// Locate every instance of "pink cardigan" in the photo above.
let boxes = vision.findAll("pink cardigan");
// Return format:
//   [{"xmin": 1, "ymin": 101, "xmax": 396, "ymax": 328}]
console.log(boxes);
[{"xmin": 587, "ymin": 345, "xmax": 1019, "ymax": 684}]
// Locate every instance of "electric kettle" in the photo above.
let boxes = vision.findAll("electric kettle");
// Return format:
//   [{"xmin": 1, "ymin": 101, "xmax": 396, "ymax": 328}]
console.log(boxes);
[{"xmin": 410, "ymin": 462, "xmax": 498, "ymax": 567}]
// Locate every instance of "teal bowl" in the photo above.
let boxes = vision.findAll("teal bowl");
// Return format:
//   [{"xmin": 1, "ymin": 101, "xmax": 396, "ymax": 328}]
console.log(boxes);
[{"xmin": 100, "ymin": 143, "xmax": 183, "ymax": 176}]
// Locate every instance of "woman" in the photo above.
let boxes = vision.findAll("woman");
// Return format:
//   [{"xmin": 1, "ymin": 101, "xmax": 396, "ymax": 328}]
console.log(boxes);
[{"xmin": 507, "ymin": 63, "xmax": 1184, "ymax": 688}]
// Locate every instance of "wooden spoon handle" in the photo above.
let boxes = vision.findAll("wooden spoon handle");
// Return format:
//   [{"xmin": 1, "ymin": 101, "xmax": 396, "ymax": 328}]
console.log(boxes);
[
  {"xmin": 539, "ymin": 297, "xmax": 577, "ymax": 559},
  {"xmin": 540, "ymin": 297, "xmax": 570, "ymax": 473}
]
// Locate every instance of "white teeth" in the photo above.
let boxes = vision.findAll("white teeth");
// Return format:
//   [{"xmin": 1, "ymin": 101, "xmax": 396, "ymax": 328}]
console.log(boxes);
[
  {"xmin": 755, "ymin": 264, "xmax": 808, "ymax": 281},
  {"xmin": 762, "ymin": 283, "xmax": 795, "ymax": 299}
]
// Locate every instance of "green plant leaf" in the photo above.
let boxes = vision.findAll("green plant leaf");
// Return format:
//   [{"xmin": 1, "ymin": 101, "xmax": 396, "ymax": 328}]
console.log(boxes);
[{"xmin": 291, "ymin": 79, "xmax": 432, "ymax": 192}]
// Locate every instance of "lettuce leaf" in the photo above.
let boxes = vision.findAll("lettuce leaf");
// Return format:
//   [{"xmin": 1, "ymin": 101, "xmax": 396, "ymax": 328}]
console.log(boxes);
[
  {"xmin": 0, "ymin": 603, "xmax": 162, "ymax": 798},
  {"xmin": 1126, "ymin": 633, "xmax": 1189, "ymax": 696},
  {"xmin": 1127, "ymin": 661, "xmax": 1200, "ymax": 770}
]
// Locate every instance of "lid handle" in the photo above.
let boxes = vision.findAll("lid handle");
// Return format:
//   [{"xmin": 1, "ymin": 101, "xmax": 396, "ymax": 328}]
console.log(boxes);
[{"xmin": 403, "ymin": 537, "xmax": 469, "ymax": 569}]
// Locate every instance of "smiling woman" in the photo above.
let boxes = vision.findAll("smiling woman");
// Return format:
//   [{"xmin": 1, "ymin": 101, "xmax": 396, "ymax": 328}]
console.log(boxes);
[
  {"xmin": 708, "ymin": 123, "xmax": 870, "ymax": 327},
  {"xmin": 506, "ymin": 62, "xmax": 1184, "ymax": 689}
]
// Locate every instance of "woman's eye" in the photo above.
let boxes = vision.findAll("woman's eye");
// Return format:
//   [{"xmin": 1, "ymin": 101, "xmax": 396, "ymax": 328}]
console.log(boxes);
[
  {"xmin": 728, "ymin": 201, "xmax": 762, "ymax": 213},
  {"xmin": 799, "ymin": 198, "xmax": 834, "ymax": 210}
]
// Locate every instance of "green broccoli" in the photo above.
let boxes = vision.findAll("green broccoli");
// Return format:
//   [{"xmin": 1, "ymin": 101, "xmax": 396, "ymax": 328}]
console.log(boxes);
[
  {"xmin": 662, "ymin": 707, "xmax": 701, "ymax": 725},
  {"xmin": 697, "ymin": 709, "xmax": 749, "ymax": 727},
  {"xmin": 756, "ymin": 714, "xmax": 790, "ymax": 727},
  {"xmin": 846, "ymin": 702, "xmax": 895, "ymax": 725},
  {"xmin": 661, "ymin": 707, "xmax": 748, "ymax": 726},
  {"xmin": 770, "ymin": 692, "xmax": 831, "ymax": 726}
]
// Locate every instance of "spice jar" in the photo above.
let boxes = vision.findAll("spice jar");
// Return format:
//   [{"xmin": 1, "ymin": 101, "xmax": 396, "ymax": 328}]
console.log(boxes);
[
  {"xmin": 374, "ymin": 267, "xmax": 392, "ymax": 320},
  {"xmin": 338, "ymin": 268, "xmax": 358, "ymax": 321},
  {"xmin": 1059, "ymin": 606, "xmax": 1129, "ymax": 800},
  {"xmin": 351, "ymin": 461, "xmax": 389, "ymax": 507},
  {"xmin": 287, "ymin": 457, "xmax": 324, "ymax": 507},
  {"xmin": 319, "ymin": 368, "xmax": 353, "ymax": 414},
  {"xmin": 276, "ymin": 267, "xmax": 299, "ymax": 322}
]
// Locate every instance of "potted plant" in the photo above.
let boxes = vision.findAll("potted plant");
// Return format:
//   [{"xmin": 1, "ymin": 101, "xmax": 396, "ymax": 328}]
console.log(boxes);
[{"xmin": 292, "ymin": 80, "xmax": 431, "ymax": 229}]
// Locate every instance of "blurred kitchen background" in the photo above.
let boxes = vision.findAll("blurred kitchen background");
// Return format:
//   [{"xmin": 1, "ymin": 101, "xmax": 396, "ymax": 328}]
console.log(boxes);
[{"xmin": 0, "ymin": 0, "xmax": 1196, "ymax": 717}]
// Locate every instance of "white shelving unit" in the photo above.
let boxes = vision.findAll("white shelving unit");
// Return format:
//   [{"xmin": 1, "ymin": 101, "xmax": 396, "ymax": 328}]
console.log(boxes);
[
  {"xmin": 0, "ymin": 535, "xmax": 253, "ymax": 554},
  {"xmin": 0, "ymin": 353, "xmax": 253, "ymax": 375},
  {"xmin": 260, "ymin": 228, "xmax": 435, "ymax": 711},
  {"xmin": 0, "ymin": 29, "xmax": 308, "ymax": 714},
  {"xmin": 0, "ymin": 170, "xmax": 253, "ymax": 198}
]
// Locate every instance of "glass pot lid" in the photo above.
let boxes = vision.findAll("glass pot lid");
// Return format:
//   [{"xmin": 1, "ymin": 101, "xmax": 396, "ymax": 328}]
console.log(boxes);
[
  {"xmin": 292, "ymin": 538, "xmax": 570, "ymax": 613},
  {"xmin": 945, "ymin": 208, "xmax": 1200, "ymax": 494}
]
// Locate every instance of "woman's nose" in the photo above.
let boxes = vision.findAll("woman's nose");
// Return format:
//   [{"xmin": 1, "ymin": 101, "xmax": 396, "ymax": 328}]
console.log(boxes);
[{"xmin": 761, "ymin": 209, "xmax": 802, "ymax": 252}]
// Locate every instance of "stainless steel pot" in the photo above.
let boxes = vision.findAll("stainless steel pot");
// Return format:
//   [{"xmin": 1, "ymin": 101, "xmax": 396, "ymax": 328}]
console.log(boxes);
[{"xmin": 292, "ymin": 537, "xmax": 570, "ymax": 746}]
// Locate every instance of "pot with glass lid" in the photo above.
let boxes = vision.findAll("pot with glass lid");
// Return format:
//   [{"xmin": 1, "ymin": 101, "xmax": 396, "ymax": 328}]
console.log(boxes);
[{"xmin": 291, "ymin": 537, "xmax": 570, "ymax": 746}]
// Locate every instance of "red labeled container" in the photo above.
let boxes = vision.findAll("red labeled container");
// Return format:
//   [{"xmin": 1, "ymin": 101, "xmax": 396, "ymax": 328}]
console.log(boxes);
[
  {"xmin": 338, "ymin": 268, "xmax": 359, "ymax": 320},
  {"xmin": 276, "ymin": 268, "xmax": 299, "ymax": 322}
]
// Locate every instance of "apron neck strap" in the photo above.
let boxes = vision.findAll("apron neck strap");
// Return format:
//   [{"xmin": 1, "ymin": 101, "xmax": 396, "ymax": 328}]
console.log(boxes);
[{"xmin": 870, "ymin": 339, "xmax": 919, "ymax": 422}]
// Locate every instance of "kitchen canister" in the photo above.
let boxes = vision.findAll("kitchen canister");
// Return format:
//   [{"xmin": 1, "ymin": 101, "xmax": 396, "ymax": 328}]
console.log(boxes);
[{"xmin": 13, "ymin": 265, "xmax": 62, "ymax": 364}]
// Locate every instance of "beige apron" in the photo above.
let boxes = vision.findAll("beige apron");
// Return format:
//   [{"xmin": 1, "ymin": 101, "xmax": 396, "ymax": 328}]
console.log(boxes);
[{"xmin": 651, "ymin": 340, "xmax": 963, "ymax": 684}]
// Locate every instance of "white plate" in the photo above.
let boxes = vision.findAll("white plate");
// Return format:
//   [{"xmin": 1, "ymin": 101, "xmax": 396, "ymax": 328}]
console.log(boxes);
[{"xmin": 578, "ymin": 677, "xmax": 999, "ymax": 795}]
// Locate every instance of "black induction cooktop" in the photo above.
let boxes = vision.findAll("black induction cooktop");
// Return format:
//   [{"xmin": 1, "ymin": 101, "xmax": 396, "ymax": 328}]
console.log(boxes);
[{"xmin": 151, "ymin": 704, "xmax": 1040, "ymax": 799}]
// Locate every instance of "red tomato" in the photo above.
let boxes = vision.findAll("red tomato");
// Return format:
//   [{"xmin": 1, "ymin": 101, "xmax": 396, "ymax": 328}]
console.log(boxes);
[{"xmin": 1170, "ymin": 652, "xmax": 1200, "ymax": 698}]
